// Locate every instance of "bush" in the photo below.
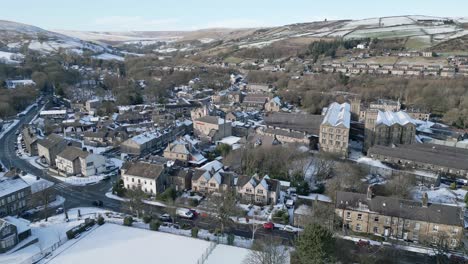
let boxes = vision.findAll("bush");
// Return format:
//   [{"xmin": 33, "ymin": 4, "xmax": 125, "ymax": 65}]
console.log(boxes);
[
  {"xmin": 450, "ymin": 182, "xmax": 457, "ymax": 190},
  {"xmin": 143, "ymin": 215, "xmax": 152, "ymax": 224},
  {"xmin": 189, "ymin": 199, "xmax": 199, "ymax": 207},
  {"xmin": 214, "ymin": 228, "xmax": 221, "ymax": 236},
  {"xmin": 123, "ymin": 216, "xmax": 133, "ymax": 226},
  {"xmin": 157, "ymin": 187, "xmax": 177, "ymax": 202},
  {"xmin": 272, "ymin": 210, "xmax": 289, "ymax": 224},
  {"xmin": 149, "ymin": 220, "xmax": 161, "ymax": 231},
  {"xmin": 182, "ymin": 223, "xmax": 191, "ymax": 230},
  {"xmin": 191, "ymin": 227, "xmax": 199, "ymax": 238},
  {"xmin": 66, "ymin": 230, "xmax": 75, "ymax": 239},
  {"xmin": 227, "ymin": 234, "xmax": 235, "ymax": 245},
  {"xmin": 97, "ymin": 215, "xmax": 105, "ymax": 225}
]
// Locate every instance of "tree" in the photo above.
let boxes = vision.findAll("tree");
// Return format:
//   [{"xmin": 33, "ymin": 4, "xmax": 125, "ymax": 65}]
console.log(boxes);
[
  {"xmin": 97, "ymin": 215, "xmax": 105, "ymax": 225},
  {"xmin": 124, "ymin": 189, "xmax": 146, "ymax": 218},
  {"xmin": 112, "ymin": 179, "xmax": 126, "ymax": 197},
  {"xmin": 207, "ymin": 188, "xmax": 240, "ymax": 234},
  {"xmin": 191, "ymin": 227, "xmax": 199, "ymax": 238},
  {"xmin": 149, "ymin": 220, "xmax": 161, "ymax": 231},
  {"xmin": 248, "ymin": 212, "xmax": 262, "ymax": 240},
  {"xmin": 244, "ymin": 235, "xmax": 288, "ymax": 264},
  {"xmin": 295, "ymin": 223, "xmax": 335, "ymax": 264},
  {"xmin": 123, "ymin": 216, "xmax": 133, "ymax": 226}
]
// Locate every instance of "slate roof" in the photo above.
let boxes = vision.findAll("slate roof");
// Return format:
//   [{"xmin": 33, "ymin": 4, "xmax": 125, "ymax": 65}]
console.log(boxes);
[
  {"xmin": 37, "ymin": 134, "xmax": 66, "ymax": 149},
  {"xmin": 57, "ymin": 146, "xmax": 88, "ymax": 161},
  {"xmin": 263, "ymin": 112, "xmax": 323, "ymax": 135},
  {"xmin": 368, "ymin": 143, "xmax": 468, "ymax": 171},
  {"xmin": 336, "ymin": 191, "xmax": 464, "ymax": 226},
  {"xmin": 124, "ymin": 162, "xmax": 166, "ymax": 180}
]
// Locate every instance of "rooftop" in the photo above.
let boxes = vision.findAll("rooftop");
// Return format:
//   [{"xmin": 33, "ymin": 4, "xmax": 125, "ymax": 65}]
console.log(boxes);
[
  {"xmin": 321, "ymin": 102, "xmax": 351, "ymax": 128},
  {"xmin": 336, "ymin": 191, "xmax": 463, "ymax": 226},
  {"xmin": 376, "ymin": 111, "xmax": 415, "ymax": 126},
  {"xmin": 123, "ymin": 162, "xmax": 166, "ymax": 180},
  {"xmin": 368, "ymin": 143, "xmax": 468, "ymax": 171}
]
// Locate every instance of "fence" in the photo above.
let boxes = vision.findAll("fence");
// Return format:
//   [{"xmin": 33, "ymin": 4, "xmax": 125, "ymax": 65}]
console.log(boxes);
[
  {"xmin": 13, "ymin": 239, "xmax": 67, "ymax": 264},
  {"xmin": 196, "ymin": 242, "xmax": 217, "ymax": 264}
]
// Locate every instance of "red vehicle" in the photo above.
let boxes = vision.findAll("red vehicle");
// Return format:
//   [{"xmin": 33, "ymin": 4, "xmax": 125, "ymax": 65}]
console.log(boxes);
[
  {"xmin": 263, "ymin": 222, "xmax": 275, "ymax": 230},
  {"xmin": 356, "ymin": 239, "xmax": 370, "ymax": 247},
  {"xmin": 189, "ymin": 209, "xmax": 199, "ymax": 217}
]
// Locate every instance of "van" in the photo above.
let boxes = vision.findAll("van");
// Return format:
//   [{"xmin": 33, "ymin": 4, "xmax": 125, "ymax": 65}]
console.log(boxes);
[{"xmin": 176, "ymin": 208, "xmax": 194, "ymax": 219}]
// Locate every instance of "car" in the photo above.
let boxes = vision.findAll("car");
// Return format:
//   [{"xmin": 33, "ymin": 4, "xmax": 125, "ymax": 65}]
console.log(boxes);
[
  {"xmin": 55, "ymin": 207, "xmax": 64, "ymax": 214},
  {"xmin": 92, "ymin": 200, "xmax": 103, "ymax": 207},
  {"xmin": 263, "ymin": 222, "xmax": 275, "ymax": 230},
  {"xmin": 189, "ymin": 209, "xmax": 198, "ymax": 217},
  {"xmin": 20, "ymin": 211, "xmax": 32, "ymax": 218},
  {"xmin": 159, "ymin": 213, "xmax": 172, "ymax": 222},
  {"xmin": 176, "ymin": 208, "xmax": 194, "ymax": 219},
  {"xmin": 356, "ymin": 239, "xmax": 370, "ymax": 247},
  {"xmin": 281, "ymin": 225, "xmax": 297, "ymax": 233},
  {"xmin": 285, "ymin": 199, "xmax": 295, "ymax": 208}
]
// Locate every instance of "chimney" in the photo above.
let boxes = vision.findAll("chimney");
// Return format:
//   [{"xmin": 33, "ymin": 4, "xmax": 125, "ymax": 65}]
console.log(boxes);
[
  {"xmin": 422, "ymin": 192, "xmax": 428, "ymax": 207},
  {"xmin": 366, "ymin": 185, "xmax": 374, "ymax": 200}
]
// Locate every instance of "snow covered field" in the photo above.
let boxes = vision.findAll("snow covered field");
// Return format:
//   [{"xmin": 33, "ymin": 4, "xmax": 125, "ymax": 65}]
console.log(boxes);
[{"xmin": 46, "ymin": 223, "xmax": 250, "ymax": 264}]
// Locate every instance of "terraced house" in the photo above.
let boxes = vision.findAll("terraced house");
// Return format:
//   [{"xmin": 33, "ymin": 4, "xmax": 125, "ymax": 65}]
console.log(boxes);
[
  {"xmin": 335, "ymin": 187, "xmax": 464, "ymax": 249},
  {"xmin": 122, "ymin": 162, "xmax": 168, "ymax": 195}
]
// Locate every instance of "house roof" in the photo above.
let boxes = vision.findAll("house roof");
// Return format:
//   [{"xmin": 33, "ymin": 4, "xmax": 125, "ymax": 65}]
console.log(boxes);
[
  {"xmin": 336, "ymin": 191, "xmax": 464, "ymax": 227},
  {"xmin": 196, "ymin": 116, "xmax": 227, "ymax": 125},
  {"xmin": 376, "ymin": 111, "xmax": 415, "ymax": 126},
  {"xmin": 321, "ymin": 102, "xmax": 350, "ymax": 128},
  {"xmin": 263, "ymin": 112, "xmax": 323, "ymax": 135},
  {"xmin": 368, "ymin": 143, "xmax": 468, "ymax": 171},
  {"xmin": 37, "ymin": 134, "xmax": 66, "ymax": 149},
  {"xmin": 0, "ymin": 176, "xmax": 30, "ymax": 198},
  {"xmin": 57, "ymin": 146, "xmax": 88, "ymax": 161},
  {"xmin": 124, "ymin": 162, "xmax": 166, "ymax": 180}
]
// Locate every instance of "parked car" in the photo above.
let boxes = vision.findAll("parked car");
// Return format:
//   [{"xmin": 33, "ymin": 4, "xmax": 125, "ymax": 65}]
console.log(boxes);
[
  {"xmin": 189, "ymin": 209, "xmax": 198, "ymax": 218},
  {"xmin": 55, "ymin": 207, "xmax": 64, "ymax": 214},
  {"xmin": 176, "ymin": 208, "xmax": 194, "ymax": 219},
  {"xmin": 281, "ymin": 225, "xmax": 297, "ymax": 233},
  {"xmin": 159, "ymin": 213, "xmax": 172, "ymax": 222},
  {"xmin": 263, "ymin": 222, "xmax": 275, "ymax": 230},
  {"xmin": 285, "ymin": 199, "xmax": 294, "ymax": 208},
  {"xmin": 356, "ymin": 239, "xmax": 370, "ymax": 247},
  {"xmin": 92, "ymin": 200, "xmax": 103, "ymax": 207}
]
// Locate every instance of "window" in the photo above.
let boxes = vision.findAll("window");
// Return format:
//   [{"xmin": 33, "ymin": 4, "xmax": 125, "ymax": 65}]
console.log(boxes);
[
  {"xmin": 131, "ymin": 178, "xmax": 134, "ymax": 183},
  {"xmin": 210, "ymin": 183, "xmax": 216, "ymax": 187},
  {"xmin": 452, "ymin": 228, "xmax": 459, "ymax": 234},
  {"xmin": 328, "ymin": 128, "xmax": 333, "ymax": 133},
  {"xmin": 433, "ymin": 225, "xmax": 439, "ymax": 232},
  {"xmin": 357, "ymin": 214, "xmax": 362, "ymax": 220},
  {"xmin": 335, "ymin": 141, "xmax": 340, "ymax": 146},
  {"xmin": 321, "ymin": 139, "xmax": 326, "ymax": 144},
  {"xmin": 86, "ymin": 162, "xmax": 94, "ymax": 167},
  {"xmin": 138, "ymin": 179, "xmax": 141, "ymax": 184},
  {"xmin": 246, "ymin": 188, "xmax": 252, "ymax": 193},
  {"xmin": 374, "ymin": 216, "xmax": 379, "ymax": 222},
  {"xmin": 257, "ymin": 189, "xmax": 263, "ymax": 194},
  {"xmin": 346, "ymin": 212, "xmax": 351, "ymax": 220},
  {"xmin": 373, "ymin": 227, "xmax": 379, "ymax": 234},
  {"xmin": 356, "ymin": 224, "xmax": 362, "ymax": 231}
]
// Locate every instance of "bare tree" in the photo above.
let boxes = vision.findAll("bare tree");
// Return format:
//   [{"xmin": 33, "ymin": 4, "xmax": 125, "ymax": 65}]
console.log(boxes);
[
  {"xmin": 248, "ymin": 211, "xmax": 262, "ymax": 240},
  {"xmin": 206, "ymin": 188, "xmax": 241, "ymax": 233},
  {"xmin": 243, "ymin": 235, "xmax": 288, "ymax": 264},
  {"xmin": 311, "ymin": 153, "xmax": 337, "ymax": 183},
  {"xmin": 124, "ymin": 189, "xmax": 146, "ymax": 218}
]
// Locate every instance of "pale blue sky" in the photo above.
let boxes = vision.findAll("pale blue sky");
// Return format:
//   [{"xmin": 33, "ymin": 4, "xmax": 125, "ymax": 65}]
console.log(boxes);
[{"xmin": 1, "ymin": 0, "xmax": 466, "ymax": 31}]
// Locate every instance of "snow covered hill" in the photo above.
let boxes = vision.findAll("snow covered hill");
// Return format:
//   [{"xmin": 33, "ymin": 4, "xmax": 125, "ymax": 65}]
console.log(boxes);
[{"xmin": 0, "ymin": 20, "xmax": 109, "ymax": 55}]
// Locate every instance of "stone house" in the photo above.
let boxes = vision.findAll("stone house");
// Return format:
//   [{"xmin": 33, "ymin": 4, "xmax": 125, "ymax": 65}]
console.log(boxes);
[
  {"xmin": 37, "ymin": 134, "xmax": 68, "ymax": 166},
  {"xmin": 335, "ymin": 188, "xmax": 464, "ymax": 249},
  {"xmin": 236, "ymin": 174, "xmax": 280, "ymax": 205},
  {"xmin": 122, "ymin": 162, "xmax": 168, "ymax": 195}
]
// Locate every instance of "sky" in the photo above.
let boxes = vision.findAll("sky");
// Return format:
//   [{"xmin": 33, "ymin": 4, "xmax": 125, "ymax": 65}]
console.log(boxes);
[{"xmin": 1, "ymin": 0, "xmax": 467, "ymax": 31}]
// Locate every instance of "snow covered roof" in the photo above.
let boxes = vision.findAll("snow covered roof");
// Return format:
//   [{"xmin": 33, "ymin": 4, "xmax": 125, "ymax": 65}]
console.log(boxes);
[
  {"xmin": 131, "ymin": 131, "xmax": 162, "ymax": 144},
  {"xmin": 40, "ymin": 109, "xmax": 67, "ymax": 115},
  {"xmin": 3, "ymin": 216, "xmax": 30, "ymax": 234},
  {"xmin": 200, "ymin": 160, "xmax": 223, "ymax": 172},
  {"xmin": 376, "ymin": 110, "xmax": 415, "ymax": 126},
  {"xmin": 0, "ymin": 176, "xmax": 30, "ymax": 198},
  {"xmin": 321, "ymin": 102, "xmax": 350, "ymax": 128},
  {"xmin": 216, "ymin": 136, "xmax": 241, "ymax": 146}
]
